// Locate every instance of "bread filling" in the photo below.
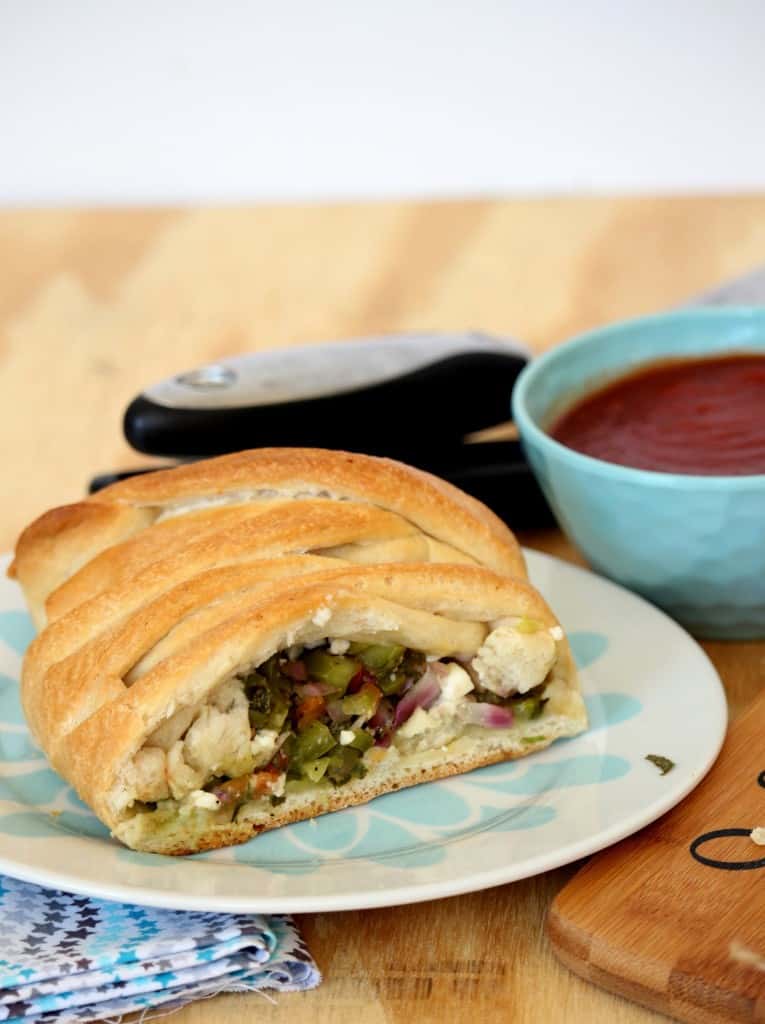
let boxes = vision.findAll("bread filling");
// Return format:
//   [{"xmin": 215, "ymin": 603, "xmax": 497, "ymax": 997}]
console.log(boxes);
[{"xmin": 123, "ymin": 618, "xmax": 567, "ymax": 828}]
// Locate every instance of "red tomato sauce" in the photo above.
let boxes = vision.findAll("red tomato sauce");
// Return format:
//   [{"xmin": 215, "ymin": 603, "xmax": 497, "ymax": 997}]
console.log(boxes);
[{"xmin": 550, "ymin": 353, "xmax": 765, "ymax": 475}]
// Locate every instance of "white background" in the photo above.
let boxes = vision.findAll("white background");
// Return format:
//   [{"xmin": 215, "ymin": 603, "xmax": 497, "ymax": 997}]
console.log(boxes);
[{"xmin": 2, "ymin": 0, "xmax": 765, "ymax": 204}]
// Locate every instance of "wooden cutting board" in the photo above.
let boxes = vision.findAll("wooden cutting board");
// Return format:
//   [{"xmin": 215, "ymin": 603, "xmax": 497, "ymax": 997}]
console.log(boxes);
[{"xmin": 548, "ymin": 687, "xmax": 765, "ymax": 1023}]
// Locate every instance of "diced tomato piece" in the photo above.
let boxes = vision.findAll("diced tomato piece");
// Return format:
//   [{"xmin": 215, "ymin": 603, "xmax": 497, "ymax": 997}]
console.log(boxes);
[
  {"xmin": 296, "ymin": 694, "xmax": 326, "ymax": 731},
  {"xmin": 347, "ymin": 666, "xmax": 378, "ymax": 694},
  {"xmin": 251, "ymin": 767, "xmax": 283, "ymax": 796}
]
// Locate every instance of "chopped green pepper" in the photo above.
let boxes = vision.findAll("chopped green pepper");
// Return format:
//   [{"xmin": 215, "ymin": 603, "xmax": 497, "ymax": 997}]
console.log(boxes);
[
  {"xmin": 511, "ymin": 696, "xmax": 545, "ymax": 721},
  {"xmin": 243, "ymin": 663, "xmax": 292, "ymax": 729},
  {"xmin": 303, "ymin": 650, "xmax": 360, "ymax": 692},
  {"xmin": 300, "ymin": 757, "xmax": 331, "ymax": 783},
  {"xmin": 292, "ymin": 721, "xmax": 337, "ymax": 765},
  {"xmin": 345, "ymin": 729, "xmax": 374, "ymax": 752},
  {"xmin": 350, "ymin": 643, "xmax": 405, "ymax": 674},
  {"xmin": 284, "ymin": 778, "xmax": 324, "ymax": 796},
  {"xmin": 244, "ymin": 671, "xmax": 269, "ymax": 704},
  {"xmin": 325, "ymin": 746, "xmax": 363, "ymax": 785},
  {"xmin": 341, "ymin": 683, "xmax": 381, "ymax": 718},
  {"xmin": 378, "ymin": 663, "xmax": 413, "ymax": 696}
]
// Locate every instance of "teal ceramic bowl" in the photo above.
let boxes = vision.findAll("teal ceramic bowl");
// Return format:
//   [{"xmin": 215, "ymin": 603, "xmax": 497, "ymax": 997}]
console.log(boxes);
[{"xmin": 512, "ymin": 307, "xmax": 765, "ymax": 639}]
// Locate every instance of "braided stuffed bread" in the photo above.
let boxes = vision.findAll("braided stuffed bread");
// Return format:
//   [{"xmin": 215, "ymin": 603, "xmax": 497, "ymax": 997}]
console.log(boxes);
[{"xmin": 11, "ymin": 449, "xmax": 585, "ymax": 855}]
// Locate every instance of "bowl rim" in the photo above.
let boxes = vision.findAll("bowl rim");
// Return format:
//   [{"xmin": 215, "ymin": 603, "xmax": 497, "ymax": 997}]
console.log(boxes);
[{"xmin": 511, "ymin": 305, "xmax": 765, "ymax": 490}]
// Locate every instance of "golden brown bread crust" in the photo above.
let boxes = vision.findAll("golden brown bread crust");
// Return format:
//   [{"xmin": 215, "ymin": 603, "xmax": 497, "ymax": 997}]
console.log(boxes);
[
  {"xmin": 21, "ymin": 561, "xmax": 585, "ymax": 853},
  {"xmin": 11, "ymin": 449, "xmax": 525, "ymax": 626},
  {"xmin": 43, "ymin": 499, "xmax": 466, "ymax": 623},
  {"xmin": 98, "ymin": 448, "xmax": 513, "ymax": 546},
  {"xmin": 10, "ymin": 503, "xmax": 156, "ymax": 628}
]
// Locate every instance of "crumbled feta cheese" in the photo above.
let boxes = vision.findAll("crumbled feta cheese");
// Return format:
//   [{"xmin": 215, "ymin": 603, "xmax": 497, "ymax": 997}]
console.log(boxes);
[
  {"xmin": 751, "ymin": 827, "xmax": 765, "ymax": 845},
  {"xmin": 271, "ymin": 773, "xmax": 286, "ymax": 797},
  {"xmin": 435, "ymin": 663, "xmax": 474, "ymax": 706},
  {"xmin": 396, "ymin": 706, "xmax": 431, "ymax": 738},
  {"xmin": 312, "ymin": 606, "xmax": 332, "ymax": 627},
  {"xmin": 549, "ymin": 625, "xmax": 564, "ymax": 641},
  {"xmin": 395, "ymin": 664, "xmax": 474, "ymax": 745},
  {"xmin": 329, "ymin": 638, "xmax": 350, "ymax": 655},
  {"xmin": 251, "ymin": 729, "xmax": 279, "ymax": 766},
  {"xmin": 339, "ymin": 730, "xmax": 355, "ymax": 746},
  {"xmin": 187, "ymin": 790, "xmax": 221, "ymax": 811}
]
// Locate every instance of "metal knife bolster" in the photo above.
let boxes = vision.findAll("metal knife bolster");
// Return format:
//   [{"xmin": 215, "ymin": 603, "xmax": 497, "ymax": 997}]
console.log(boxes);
[{"xmin": 142, "ymin": 332, "xmax": 530, "ymax": 411}]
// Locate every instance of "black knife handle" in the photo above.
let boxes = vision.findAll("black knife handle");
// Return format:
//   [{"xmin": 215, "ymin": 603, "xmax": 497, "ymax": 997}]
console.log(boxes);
[{"xmin": 124, "ymin": 352, "xmax": 527, "ymax": 459}]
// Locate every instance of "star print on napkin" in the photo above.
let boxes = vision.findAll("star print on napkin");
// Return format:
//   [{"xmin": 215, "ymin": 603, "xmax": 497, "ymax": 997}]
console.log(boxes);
[{"xmin": 0, "ymin": 875, "xmax": 320, "ymax": 1023}]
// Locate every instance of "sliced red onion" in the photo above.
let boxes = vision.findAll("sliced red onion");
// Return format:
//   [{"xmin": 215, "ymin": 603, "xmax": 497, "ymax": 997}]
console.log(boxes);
[
  {"xmin": 368, "ymin": 697, "xmax": 394, "ymax": 732},
  {"xmin": 367, "ymin": 698, "xmax": 395, "ymax": 745},
  {"xmin": 295, "ymin": 681, "xmax": 334, "ymax": 699},
  {"xmin": 460, "ymin": 702, "xmax": 514, "ymax": 729},
  {"xmin": 282, "ymin": 660, "xmax": 307, "ymax": 682},
  {"xmin": 326, "ymin": 699, "xmax": 348, "ymax": 723},
  {"xmin": 393, "ymin": 672, "xmax": 442, "ymax": 728}
]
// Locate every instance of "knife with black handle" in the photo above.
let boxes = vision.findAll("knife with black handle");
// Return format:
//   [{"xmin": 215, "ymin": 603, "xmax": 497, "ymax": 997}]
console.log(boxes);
[{"xmin": 91, "ymin": 268, "xmax": 765, "ymax": 528}]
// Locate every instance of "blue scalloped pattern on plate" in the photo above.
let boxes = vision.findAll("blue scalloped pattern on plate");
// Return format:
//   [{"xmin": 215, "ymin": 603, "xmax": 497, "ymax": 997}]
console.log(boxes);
[{"xmin": 0, "ymin": 609, "xmax": 640, "ymax": 872}]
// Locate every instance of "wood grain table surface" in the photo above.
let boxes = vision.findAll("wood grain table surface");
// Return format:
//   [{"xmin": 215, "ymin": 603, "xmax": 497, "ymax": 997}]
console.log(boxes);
[{"xmin": 1, "ymin": 197, "xmax": 764, "ymax": 1023}]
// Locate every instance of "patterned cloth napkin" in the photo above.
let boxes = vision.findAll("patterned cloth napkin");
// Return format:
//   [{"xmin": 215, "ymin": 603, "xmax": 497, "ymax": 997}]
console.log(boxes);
[{"xmin": 0, "ymin": 875, "xmax": 320, "ymax": 1023}]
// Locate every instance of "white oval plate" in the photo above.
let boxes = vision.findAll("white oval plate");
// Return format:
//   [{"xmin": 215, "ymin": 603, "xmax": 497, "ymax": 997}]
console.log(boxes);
[{"xmin": 0, "ymin": 550, "xmax": 726, "ymax": 913}]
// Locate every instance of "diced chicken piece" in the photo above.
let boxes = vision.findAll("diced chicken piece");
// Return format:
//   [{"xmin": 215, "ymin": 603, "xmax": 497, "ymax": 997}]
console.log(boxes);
[
  {"xmin": 210, "ymin": 678, "xmax": 246, "ymax": 713},
  {"xmin": 167, "ymin": 740, "xmax": 205, "ymax": 800},
  {"xmin": 129, "ymin": 746, "xmax": 169, "ymax": 802},
  {"xmin": 182, "ymin": 690, "xmax": 253, "ymax": 780},
  {"xmin": 148, "ymin": 705, "xmax": 198, "ymax": 751},
  {"xmin": 472, "ymin": 624, "xmax": 556, "ymax": 697}
]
